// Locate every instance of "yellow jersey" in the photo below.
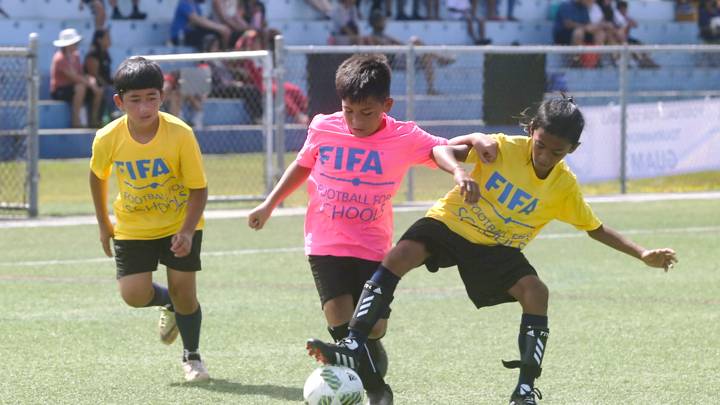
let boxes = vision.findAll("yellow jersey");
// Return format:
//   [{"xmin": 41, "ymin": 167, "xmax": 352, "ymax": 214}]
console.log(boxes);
[
  {"xmin": 90, "ymin": 112, "xmax": 207, "ymax": 240},
  {"xmin": 426, "ymin": 134, "xmax": 601, "ymax": 249}
]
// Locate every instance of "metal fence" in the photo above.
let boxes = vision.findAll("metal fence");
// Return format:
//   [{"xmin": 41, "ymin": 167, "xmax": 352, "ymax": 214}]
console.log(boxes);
[
  {"xmin": 276, "ymin": 42, "xmax": 720, "ymax": 197},
  {"xmin": 0, "ymin": 34, "xmax": 39, "ymax": 217},
  {"xmin": 143, "ymin": 50, "xmax": 275, "ymax": 202}
]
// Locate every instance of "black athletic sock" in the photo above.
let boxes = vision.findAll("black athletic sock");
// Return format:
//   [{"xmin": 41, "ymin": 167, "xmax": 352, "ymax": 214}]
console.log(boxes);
[
  {"xmin": 516, "ymin": 314, "xmax": 549, "ymax": 393},
  {"xmin": 348, "ymin": 265, "xmax": 399, "ymax": 345},
  {"xmin": 143, "ymin": 283, "xmax": 172, "ymax": 310},
  {"xmin": 176, "ymin": 305, "xmax": 202, "ymax": 354}
]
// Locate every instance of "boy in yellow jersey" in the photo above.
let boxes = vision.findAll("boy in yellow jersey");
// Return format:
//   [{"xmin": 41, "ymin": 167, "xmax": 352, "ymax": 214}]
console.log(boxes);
[
  {"xmin": 89, "ymin": 57, "xmax": 209, "ymax": 382},
  {"xmin": 307, "ymin": 97, "xmax": 678, "ymax": 404}
]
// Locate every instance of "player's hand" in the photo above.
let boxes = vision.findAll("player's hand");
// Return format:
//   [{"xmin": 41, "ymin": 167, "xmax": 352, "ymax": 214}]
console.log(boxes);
[
  {"xmin": 472, "ymin": 134, "xmax": 498, "ymax": 164},
  {"xmin": 171, "ymin": 231, "xmax": 193, "ymax": 258},
  {"xmin": 453, "ymin": 167, "xmax": 479, "ymax": 204},
  {"xmin": 641, "ymin": 248, "xmax": 678, "ymax": 272},
  {"xmin": 98, "ymin": 222, "xmax": 114, "ymax": 257},
  {"xmin": 248, "ymin": 203, "xmax": 272, "ymax": 230}
]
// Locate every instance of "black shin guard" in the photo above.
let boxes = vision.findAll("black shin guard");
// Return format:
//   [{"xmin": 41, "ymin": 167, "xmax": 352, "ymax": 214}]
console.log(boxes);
[
  {"xmin": 349, "ymin": 280, "xmax": 393, "ymax": 338},
  {"xmin": 503, "ymin": 326, "xmax": 549, "ymax": 380}
]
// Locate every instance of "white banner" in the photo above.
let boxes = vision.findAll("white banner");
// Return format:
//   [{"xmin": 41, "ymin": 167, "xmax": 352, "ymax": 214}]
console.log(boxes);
[{"xmin": 565, "ymin": 98, "xmax": 720, "ymax": 183}]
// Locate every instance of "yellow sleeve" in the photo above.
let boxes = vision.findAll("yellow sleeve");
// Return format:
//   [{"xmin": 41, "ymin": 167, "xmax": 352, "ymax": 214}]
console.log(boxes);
[
  {"xmin": 179, "ymin": 130, "xmax": 208, "ymax": 189},
  {"xmin": 556, "ymin": 183, "xmax": 602, "ymax": 231},
  {"xmin": 89, "ymin": 132, "xmax": 113, "ymax": 180}
]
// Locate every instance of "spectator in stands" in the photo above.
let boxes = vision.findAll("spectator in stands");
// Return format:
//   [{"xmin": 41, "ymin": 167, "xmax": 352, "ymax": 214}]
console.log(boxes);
[
  {"xmin": 590, "ymin": 0, "xmax": 625, "ymax": 44},
  {"xmin": 243, "ymin": 0, "xmax": 267, "ymax": 31},
  {"xmin": 235, "ymin": 30, "xmax": 309, "ymax": 125},
  {"xmin": 211, "ymin": 0, "xmax": 250, "ymax": 45},
  {"xmin": 79, "ymin": 0, "xmax": 146, "ymax": 28},
  {"xmin": 242, "ymin": 0, "xmax": 279, "ymax": 50},
  {"xmin": 396, "ymin": 0, "xmax": 422, "ymax": 20},
  {"xmin": 329, "ymin": 0, "xmax": 362, "ymax": 45},
  {"xmin": 615, "ymin": 0, "xmax": 660, "ymax": 68},
  {"xmin": 170, "ymin": 0, "xmax": 232, "ymax": 50},
  {"xmin": 698, "ymin": 0, "xmax": 720, "ymax": 42},
  {"xmin": 50, "ymin": 28, "xmax": 103, "ymax": 128},
  {"xmin": 84, "ymin": 29, "xmax": 117, "ymax": 124},
  {"xmin": 363, "ymin": 10, "xmax": 455, "ymax": 94},
  {"xmin": 506, "ymin": 0, "xmax": 517, "ymax": 21},
  {"xmin": 475, "ymin": 0, "xmax": 500, "ymax": 21},
  {"xmin": 79, "ymin": 0, "xmax": 106, "ymax": 29},
  {"xmin": 113, "ymin": 0, "xmax": 146, "ymax": 19},
  {"xmin": 553, "ymin": 0, "xmax": 606, "ymax": 46},
  {"xmin": 446, "ymin": 0, "xmax": 492, "ymax": 44},
  {"xmin": 162, "ymin": 69, "xmax": 207, "ymax": 128},
  {"xmin": 202, "ymin": 35, "xmax": 263, "ymax": 123},
  {"xmin": 363, "ymin": 0, "xmax": 393, "ymax": 18}
]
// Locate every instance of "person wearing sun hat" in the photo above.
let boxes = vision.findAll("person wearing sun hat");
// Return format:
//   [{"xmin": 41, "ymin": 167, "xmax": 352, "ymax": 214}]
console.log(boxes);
[{"xmin": 50, "ymin": 28, "xmax": 103, "ymax": 128}]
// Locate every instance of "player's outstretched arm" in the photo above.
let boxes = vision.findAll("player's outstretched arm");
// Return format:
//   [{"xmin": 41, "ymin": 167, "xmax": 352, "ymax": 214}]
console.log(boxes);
[
  {"xmin": 432, "ymin": 144, "xmax": 479, "ymax": 204},
  {"xmin": 248, "ymin": 161, "xmax": 312, "ymax": 230},
  {"xmin": 587, "ymin": 224, "xmax": 678, "ymax": 272},
  {"xmin": 448, "ymin": 132, "xmax": 498, "ymax": 164},
  {"xmin": 89, "ymin": 171, "xmax": 114, "ymax": 257}
]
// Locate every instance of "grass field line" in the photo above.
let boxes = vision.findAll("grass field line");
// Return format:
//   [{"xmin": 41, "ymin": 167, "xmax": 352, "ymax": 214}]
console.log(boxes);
[
  {"xmin": 2, "ymin": 225, "xmax": 716, "ymax": 268},
  {"xmin": 1, "ymin": 191, "xmax": 718, "ymax": 229}
]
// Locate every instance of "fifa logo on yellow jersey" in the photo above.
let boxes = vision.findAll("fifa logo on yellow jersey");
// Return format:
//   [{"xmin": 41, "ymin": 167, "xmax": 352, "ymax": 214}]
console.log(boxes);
[{"xmin": 484, "ymin": 171, "xmax": 538, "ymax": 215}]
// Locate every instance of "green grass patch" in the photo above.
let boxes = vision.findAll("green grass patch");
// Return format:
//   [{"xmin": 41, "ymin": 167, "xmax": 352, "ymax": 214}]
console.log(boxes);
[
  {"xmin": 25, "ymin": 156, "xmax": 720, "ymax": 216},
  {"xmin": 1, "ymin": 199, "xmax": 717, "ymax": 403}
]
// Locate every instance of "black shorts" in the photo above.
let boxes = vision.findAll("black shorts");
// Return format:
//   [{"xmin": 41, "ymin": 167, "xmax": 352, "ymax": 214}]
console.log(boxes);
[
  {"xmin": 309, "ymin": 255, "xmax": 391, "ymax": 319},
  {"xmin": 114, "ymin": 230, "xmax": 203, "ymax": 279},
  {"xmin": 399, "ymin": 217, "xmax": 537, "ymax": 309}
]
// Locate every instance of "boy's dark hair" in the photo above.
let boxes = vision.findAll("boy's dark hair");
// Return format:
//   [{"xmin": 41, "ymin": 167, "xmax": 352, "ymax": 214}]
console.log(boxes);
[
  {"xmin": 616, "ymin": 0, "xmax": 628, "ymax": 10},
  {"xmin": 521, "ymin": 96, "xmax": 585, "ymax": 145},
  {"xmin": 335, "ymin": 54, "xmax": 391, "ymax": 102},
  {"xmin": 113, "ymin": 57, "xmax": 164, "ymax": 97}
]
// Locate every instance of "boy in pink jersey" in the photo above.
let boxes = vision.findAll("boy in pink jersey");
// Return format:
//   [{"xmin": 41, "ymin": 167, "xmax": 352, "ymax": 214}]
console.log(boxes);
[{"xmin": 248, "ymin": 54, "xmax": 495, "ymax": 404}]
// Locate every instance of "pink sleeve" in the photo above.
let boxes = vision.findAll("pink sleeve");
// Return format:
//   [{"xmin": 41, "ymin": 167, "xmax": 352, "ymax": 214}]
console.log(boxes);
[
  {"xmin": 295, "ymin": 128, "xmax": 318, "ymax": 168},
  {"xmin": 409, "ymin": 125, "xmax": 448, "ymax": 167}
]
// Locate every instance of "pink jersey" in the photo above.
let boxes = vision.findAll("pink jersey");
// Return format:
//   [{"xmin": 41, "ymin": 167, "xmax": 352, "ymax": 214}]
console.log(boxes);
[{"xmin": 296, "ymin": 112, "xmax": 448, "ymax": 261}]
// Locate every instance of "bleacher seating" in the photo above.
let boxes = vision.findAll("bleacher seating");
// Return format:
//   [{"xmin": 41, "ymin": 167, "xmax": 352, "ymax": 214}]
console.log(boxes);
[{"xmin": 0, "ymin": 0, "xmax": 712, "ymax": 149}]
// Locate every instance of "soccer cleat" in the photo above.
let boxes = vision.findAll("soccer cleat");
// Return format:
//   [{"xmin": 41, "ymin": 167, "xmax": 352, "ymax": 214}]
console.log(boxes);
[
  {"xmin": 306, "ymin": 337, "xmax": 360, "ymax": 370},
  {"xmin": 366, "ymin": 383, "xmax": 393, "ymax": 405},
  {"xmin": 182, "ymin": 354, "xmax": 210, "ymax": 382},
  {"xmin": 509, "ymin": 387, "xmax": 542, "ymax": 405},
  {"xmin": 158, "ymin": 306, "xmax": 179, "ymax": 345}
]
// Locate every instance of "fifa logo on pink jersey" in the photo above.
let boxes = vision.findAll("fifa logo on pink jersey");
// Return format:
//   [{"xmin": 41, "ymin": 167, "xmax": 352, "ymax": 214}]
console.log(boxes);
[
  {"xmin": 484, "ymin": 171, "xmax": 539, "ymax": 215},
  {"xmin": 318, "ymin": 146, "xmax": 383, "ymax": 175}
]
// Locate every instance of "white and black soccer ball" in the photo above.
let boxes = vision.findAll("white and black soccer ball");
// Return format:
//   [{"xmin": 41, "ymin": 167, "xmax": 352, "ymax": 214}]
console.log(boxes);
[{"xmin": 303, "ymin": 365, "xmax": 364, "ymax": 405}]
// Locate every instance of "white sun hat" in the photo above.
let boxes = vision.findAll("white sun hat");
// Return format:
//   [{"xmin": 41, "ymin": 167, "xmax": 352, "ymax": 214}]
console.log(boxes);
[{"xmin": 52, "ymin": 28, "xmax": 83, "ymax": 47}]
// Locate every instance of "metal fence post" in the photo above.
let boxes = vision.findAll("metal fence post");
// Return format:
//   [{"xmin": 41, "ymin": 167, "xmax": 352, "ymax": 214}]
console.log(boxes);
[
  {"xmin": 619, "ymin": 44, "xmax": 629, "ymax": 194},
  {"xmin": 405, "ymin": 42, "xmax": 416, "ymax": 202},
  {"xmin": 27, "ymin": 33, "xmax": 39, "ymax": 217},
  {"xmin": 262, "ymin": 53, "xmax": 275, "ymax": 195},
  {"xmin": 273, "ymin": 35, "xmax": 286, "ymax": 185}
]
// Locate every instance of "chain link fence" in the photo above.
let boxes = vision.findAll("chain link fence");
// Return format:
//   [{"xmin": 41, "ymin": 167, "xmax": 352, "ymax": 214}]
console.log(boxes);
[
  {"xmin": 0, "ymin": 34, "xmax": 39, "ymax": 217},
  {"xmin": 5, "ymin": 41, "xmax": 720, "ymax": 216},
  {"xmin": 143, "ymin": 50, "xmax": 275, "ymax": 202}
]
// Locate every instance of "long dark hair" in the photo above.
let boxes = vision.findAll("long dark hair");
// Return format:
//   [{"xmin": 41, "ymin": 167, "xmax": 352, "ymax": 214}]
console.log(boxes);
[{"xmin": 519, "ymin": 95, "xmax": 585, "ymax": 145}]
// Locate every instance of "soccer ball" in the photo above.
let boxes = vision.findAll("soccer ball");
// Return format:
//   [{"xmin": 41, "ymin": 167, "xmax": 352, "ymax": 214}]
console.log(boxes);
[{"xmin": 303, "ymin": 365, "xmax": 364, "ymax": 405}]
